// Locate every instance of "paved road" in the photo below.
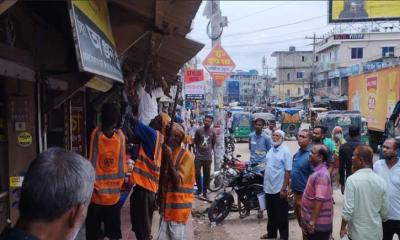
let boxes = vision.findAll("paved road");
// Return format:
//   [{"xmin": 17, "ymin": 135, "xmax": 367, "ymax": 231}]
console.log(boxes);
[{"xmin": 192, "ymin": 137, "xmax": 392, "ymax": 240}]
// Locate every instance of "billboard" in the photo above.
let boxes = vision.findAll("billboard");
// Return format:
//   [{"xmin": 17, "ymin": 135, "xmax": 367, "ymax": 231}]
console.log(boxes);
[
  {"xmin": 329, "ymin": 0, "xmax": 400, "ymax": 23},
  {"xmin": 68, "ymin": 0, "xmax": 123, "ymax": 82},
  {"xmin": 184, "ymin": 69, "xmax": 204, "ymax": 100},
  {"xmin": 348, "ymin": 67, "xmax": 400, "ymax": 131}
]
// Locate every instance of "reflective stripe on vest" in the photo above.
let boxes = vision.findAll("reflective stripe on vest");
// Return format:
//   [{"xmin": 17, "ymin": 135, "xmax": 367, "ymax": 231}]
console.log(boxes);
[
  {"xmin": 131, "ymin": 131, "xmax": 162, "ymax": 192},
  {"xmin": 165, "ymin": 202, "xmax": 192, "ymax": 209}
]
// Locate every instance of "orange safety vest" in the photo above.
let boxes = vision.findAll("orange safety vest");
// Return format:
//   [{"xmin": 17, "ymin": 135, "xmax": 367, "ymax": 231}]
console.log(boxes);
[
  {"xmin": 163, "ymin": 147, "xmax": 195, "ymax": 223},
  {"xmin": 131, "ymin": 131, "xmax": 162, "ymax": 193},
  {"xmin": 89, "ymin": 127, "xmax": 126, "ymax": 205}
]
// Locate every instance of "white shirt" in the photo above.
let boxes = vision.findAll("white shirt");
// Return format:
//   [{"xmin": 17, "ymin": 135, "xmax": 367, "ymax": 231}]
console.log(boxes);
[
  {"xmin": 263, "ymin": 144, "xmax": 292, "ymax": 194},
  {"xmin": 374, "ymin": 159, "xmax": 400, "ymax": 220},
  {"xmin": 342, "ymin": 168, "xmax": 388, "ymax": 240}
]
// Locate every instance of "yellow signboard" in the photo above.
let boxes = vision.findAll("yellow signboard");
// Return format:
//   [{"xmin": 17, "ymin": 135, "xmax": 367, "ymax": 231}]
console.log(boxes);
[
  {"xmin": 69, "ymin": 0, "xmax": 123, "ymax": 82},
  {"xmin": 329, "ymin": 0, "xmax": 400, "ymax": 22},
  {"xmin": 72, "ymin": 0, "xmax": 115, "ymax": 45},
  {"xmin": 10, "ymin": 176, "xmax": 24, "ymax": 188},
  {"xmin": 17, "ymin": 132, "xmax": 32, "ymax": 147}
]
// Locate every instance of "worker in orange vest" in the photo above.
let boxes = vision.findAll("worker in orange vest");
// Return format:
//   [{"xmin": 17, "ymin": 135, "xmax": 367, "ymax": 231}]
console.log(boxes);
[
  {"xmin": 158, "ymin": 123, "xmax": 195, "ymax": 240},
  {"xmin": 127, "ymin": 112, "xmax": 170, "ymax": 240},
  {"xmin": 85, "ymin": 102, "xmax": 127, "ymax": 240}
]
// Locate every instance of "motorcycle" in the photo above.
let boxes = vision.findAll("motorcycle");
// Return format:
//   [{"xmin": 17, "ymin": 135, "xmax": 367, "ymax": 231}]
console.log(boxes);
[
  {"xmin": 208, "ymin": 153, "xmax": 246, "ymax": 192},
  {"xmin": 208, "ymin": 162, "xmax": 296, "ymax": 223},
  {"xmin": 208, "ymin": 163, "xmax": 265, "ymax": 223}
]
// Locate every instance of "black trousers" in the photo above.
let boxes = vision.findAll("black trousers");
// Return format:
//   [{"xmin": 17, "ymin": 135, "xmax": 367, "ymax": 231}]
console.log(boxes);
[
  {"xmin": 130, "ymin": 185, "xmax": 156, "ymax": 240},
  {"xmin": 85, "ymin": 202, "xmax": 122, "ymax": 240},
  {"xmin": 265, "ymin": 193, "xmax": 289, "ymax": 240},
  {"xmin": 383, "ymin": 220, "xmax": 400, "ymax": 240},
  {"xmin": 308, "ymin": 231, "xmax": 330, "ymax": 240},
  {"xmin": 195, "ymin": 160, "xmax": 211, "ymax": 194}
]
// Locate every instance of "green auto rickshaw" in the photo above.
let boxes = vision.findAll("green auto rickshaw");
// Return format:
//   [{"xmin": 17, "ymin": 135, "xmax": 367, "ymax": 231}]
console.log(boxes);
[
  {"xmin": 232, "ymin": 112, "xmax": 252, "ymax": 141},
  {"xmin": 318, "ymin": 110, "xmax": 369, "ymax": 144},
  {"xmin": 281, "ymin": 108, "xmax": 301, "ymax": 139}
]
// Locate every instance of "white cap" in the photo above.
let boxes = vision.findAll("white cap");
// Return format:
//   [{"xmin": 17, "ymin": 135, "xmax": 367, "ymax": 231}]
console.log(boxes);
[{"xmin": 273, "ymin": 129, "xmax": 285, "ymax": 139}]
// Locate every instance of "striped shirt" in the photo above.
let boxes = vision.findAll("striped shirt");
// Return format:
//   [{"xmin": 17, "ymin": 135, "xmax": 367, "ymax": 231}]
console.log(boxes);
[{"xmin": 301, "ymin": 163, "xmax": 333, "ymax": 232}]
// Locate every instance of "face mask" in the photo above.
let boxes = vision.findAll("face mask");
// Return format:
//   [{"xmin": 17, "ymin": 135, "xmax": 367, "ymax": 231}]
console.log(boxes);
[{"xmin": 335, "ymin": 134, "xmax": 342, "ymax": 139}]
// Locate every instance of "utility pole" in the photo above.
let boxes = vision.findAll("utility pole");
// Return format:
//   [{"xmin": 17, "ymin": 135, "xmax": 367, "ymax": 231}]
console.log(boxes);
[
  {"xmin": 305, "ymin": 33, "xmax": 324, "ymax": 106},
  {"xmin": 205, "ymin": 0, "xmax": 227, "ymax": 171}
]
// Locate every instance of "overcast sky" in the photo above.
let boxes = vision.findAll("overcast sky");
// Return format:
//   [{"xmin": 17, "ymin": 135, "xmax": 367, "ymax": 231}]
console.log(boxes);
[{"xmin": 189, "ymin": 1, "xmax": 334, "ymax": 75}]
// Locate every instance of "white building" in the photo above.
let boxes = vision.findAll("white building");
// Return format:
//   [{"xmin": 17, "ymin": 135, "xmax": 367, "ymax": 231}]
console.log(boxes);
[
  {"xmin": 271, "ymin": 47, "xmax": 313, "ymax": 101},
  {"xmin": 315, "ymin": 31, "xmax": 400, "ymax": 101}
]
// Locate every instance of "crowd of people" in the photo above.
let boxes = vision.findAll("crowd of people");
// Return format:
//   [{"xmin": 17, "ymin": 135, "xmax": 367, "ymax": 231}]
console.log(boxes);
[
  {"xmin": 0, "ymin": 103, "xmax": 399, "ymax": 240},
  {"xmin": 250, "ymin": 118, "xmax": 400, "ymax": 240}
]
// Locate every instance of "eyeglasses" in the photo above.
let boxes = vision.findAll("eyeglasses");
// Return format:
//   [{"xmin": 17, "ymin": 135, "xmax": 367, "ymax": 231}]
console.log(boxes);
[{"xmin": 298, "ymin": 135, "xmax": 307, "ymax": 138}]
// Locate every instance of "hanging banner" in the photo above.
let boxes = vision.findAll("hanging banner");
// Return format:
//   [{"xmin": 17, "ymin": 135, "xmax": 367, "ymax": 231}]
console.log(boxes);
[
  {"xmin": 184, "ymin": 69, "xmax": 205, "ymax": 100},
  {"xmin": 68, "ymin": 0, "xmax": 123, "ymax": 82},
  {"xmin": 202, "ymin": 43, "xmax": 236, "ymax": 87}
]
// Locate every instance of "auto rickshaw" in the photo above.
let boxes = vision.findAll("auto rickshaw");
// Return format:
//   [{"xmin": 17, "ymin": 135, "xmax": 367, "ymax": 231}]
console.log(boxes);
[
  {"xmin": 281, "ymin": 109, "xmax": 301, "ymax": 139},
  {"xmin": 309, "ymin": 107, "xmax": 328, "ymax": 129},
  {"xmin": 318, "ymin": 110, "xmax": 369, "ymax": 144},
  {"xmin": 232, "ymin": 112, "xmax": 252, "ymax": 141}
]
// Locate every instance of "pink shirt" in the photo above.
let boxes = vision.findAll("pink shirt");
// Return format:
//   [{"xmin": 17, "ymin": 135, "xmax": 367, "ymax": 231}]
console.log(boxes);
[{"xmin": 301, "ymin": 163, "xmax": 333, "ymax": 232}]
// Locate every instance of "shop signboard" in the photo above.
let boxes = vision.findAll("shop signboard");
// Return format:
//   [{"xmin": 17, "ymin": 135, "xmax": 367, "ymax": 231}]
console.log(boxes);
[
  {"xmin": 329, "ymin": 0, "xmax": 400, "ymax": 23},
  {"xmin": 184, "ymin": 69, "xmax": 204, "ymax": 100},
  {"xmin": 333, "ymin": 34, "xmax": 364, "ymax": 40},
  {"xmin": 202, "ymin": 43, "xmax": 236, "ymax": 86},
  {"xmin": 339, "ymin": 65, "xmax": 360, "ymax": 78},
  {"xmin": 68, "ymin": 0, "xmax": 123, "ymax": 82}
]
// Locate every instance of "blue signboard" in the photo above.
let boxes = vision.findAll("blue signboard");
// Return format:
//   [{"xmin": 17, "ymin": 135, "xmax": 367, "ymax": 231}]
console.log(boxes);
[{"xmin": 226, "ymin": 79, "xmax": 240, "ymax": 102}]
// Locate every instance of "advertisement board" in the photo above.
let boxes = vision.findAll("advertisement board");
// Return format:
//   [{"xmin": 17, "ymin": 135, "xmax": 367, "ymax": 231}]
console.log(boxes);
[
  {"xmin": 202, "ymin": 43, "xmax": 236, "ymax": 87},
  {"xmin": 184, "ymin": 69, "xmax": 204, "ymax": 100},
  {"xmin": 329, "ymin": 0, "xmax": 400, "ymax": 23},
  {"xmin": 348, "ymin": 67, "xmax": 400, "ymax": 131},
  {"xmin": 68, "ymin": 0, "xmax": 123, "ymax": 82}
]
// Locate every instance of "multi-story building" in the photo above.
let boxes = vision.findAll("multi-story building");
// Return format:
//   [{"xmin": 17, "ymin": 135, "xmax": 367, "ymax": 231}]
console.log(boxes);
[
  {"xmin": 271, "ymin": 47, "xmax": 312, "ymax": 101},
  {"xmin": 314, "ymin": 31, "xmax": 400, "ymax": 102},
  {"xmin": 223, "ymin": 70, "xmax": 266, "ymax": 105}
]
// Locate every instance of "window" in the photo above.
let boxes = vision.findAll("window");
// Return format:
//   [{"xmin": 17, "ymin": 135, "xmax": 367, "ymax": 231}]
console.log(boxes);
[
  {"xmin": 287, "ymin": 73, "xmax": 290, "ymax": 81},
  {"xmin": 301, "ymin": 56, "xmax": 305, "ymax": 62},
  {"xmin": 316, "ymin": 56, "xmax": 319, "ymax": 62},
  {"xmin": 298, "ymin": 88, "xmax": 301, "ymax": 95},
  {"xmin": 382, "ymin": 47, "xmax": 395, "ymax": 57},
  {"xmin": 296, "ymin": 72, "xmax": 304, "ymax": 79},
  {"xmin": 287, "ymin": 89, "xmax": 290, "ymax": 96},
  {"xmin": 351, "ymin": 48, "xmax": 363, "ymax": 59}
]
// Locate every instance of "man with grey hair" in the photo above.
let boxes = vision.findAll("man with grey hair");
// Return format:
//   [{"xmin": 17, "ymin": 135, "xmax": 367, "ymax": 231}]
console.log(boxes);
[
  {"xmin": 261, "ymin": 130, "xmax": 292, "ymax": 240},
  {"xmin": 0, "ymin": 147, "xmax": 95, "ymax": 240}
]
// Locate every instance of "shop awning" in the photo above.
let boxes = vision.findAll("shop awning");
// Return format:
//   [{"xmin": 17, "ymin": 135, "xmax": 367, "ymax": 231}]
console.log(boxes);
[{"xmin": 108, "ymin": 0, "xmax": 204, "ymax": 88}]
